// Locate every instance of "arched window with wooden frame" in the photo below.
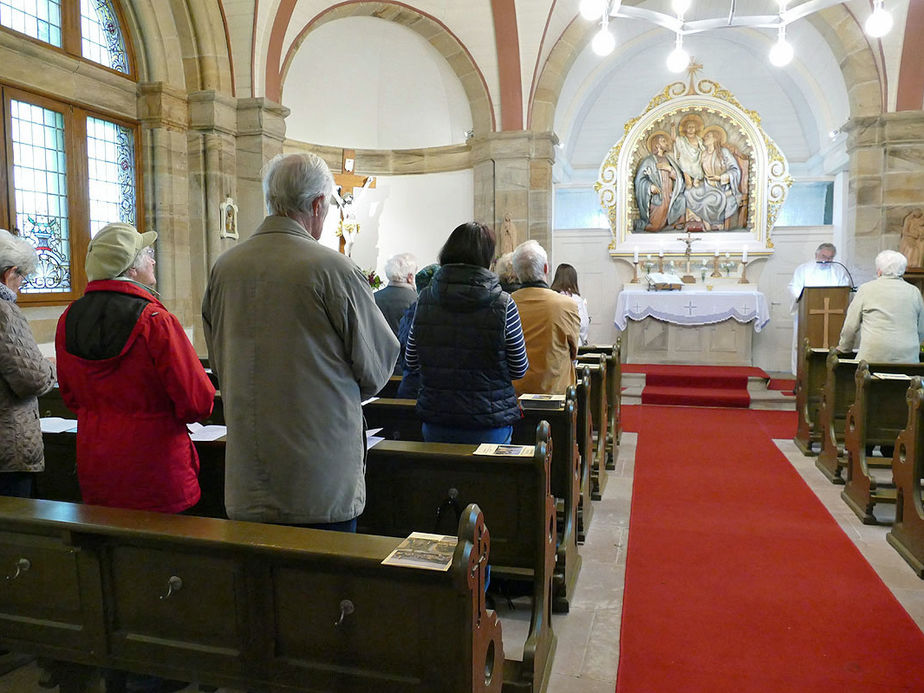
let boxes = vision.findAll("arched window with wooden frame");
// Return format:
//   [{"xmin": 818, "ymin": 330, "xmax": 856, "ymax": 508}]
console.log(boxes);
[{"xmin": 0, "ymin": 0, "xmax": 139, "ymax": 305}]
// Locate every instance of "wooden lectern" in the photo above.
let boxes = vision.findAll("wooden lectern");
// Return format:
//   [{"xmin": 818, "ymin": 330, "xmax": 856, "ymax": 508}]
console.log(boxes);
[{"xmin": 796, "ymin": 286, "xmax": 852, "ymax": 350}]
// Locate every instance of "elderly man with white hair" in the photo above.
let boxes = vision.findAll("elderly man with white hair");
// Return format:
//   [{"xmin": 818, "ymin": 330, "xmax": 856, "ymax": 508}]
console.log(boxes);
[
  {"xmin": 375, "ymin": 252, "xmax": 418, "ymax": 339},
  {"xmin": 511, "ymin": 240, "xmax": 580, "ymax": 396},
  {"xmin": 836, "ymin": 249, "xmax": 924, "ymax": 362},
  {"xmin": 202, "ymin": 151, "xmax": 398, "ymax": 532}
]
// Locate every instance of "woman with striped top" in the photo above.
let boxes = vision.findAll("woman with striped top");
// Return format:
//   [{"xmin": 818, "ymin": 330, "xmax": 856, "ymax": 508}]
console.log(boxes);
[{"xmin": 405, "ymin": 222, "xmax": 528, "ymax": 444}]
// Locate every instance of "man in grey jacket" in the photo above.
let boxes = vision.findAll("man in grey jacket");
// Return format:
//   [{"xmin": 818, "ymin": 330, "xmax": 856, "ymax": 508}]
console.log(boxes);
[{"xmin": 202, "ymin": 152, "xmax": 399, "ymax": 531}]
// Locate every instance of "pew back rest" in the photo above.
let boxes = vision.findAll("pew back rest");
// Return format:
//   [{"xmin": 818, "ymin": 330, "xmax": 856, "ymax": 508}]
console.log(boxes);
[{"xmin": 0, "ymin": 497, "xmax": 503, "ymax": 693}]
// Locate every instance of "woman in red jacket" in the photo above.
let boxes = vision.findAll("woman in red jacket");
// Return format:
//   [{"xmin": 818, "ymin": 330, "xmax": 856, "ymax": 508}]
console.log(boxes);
[{"xmin": 55, "ymin": 223, "xmax": 215, "ymax": 514}]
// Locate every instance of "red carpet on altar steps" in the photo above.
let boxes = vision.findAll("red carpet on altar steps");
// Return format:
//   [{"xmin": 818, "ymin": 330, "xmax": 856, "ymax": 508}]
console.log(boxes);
[
  {"xmin": 617, "ymin": 405, "xmax": 924, "ymax": 692},
  {"xmin": 626, "ymin": 364, "xmax": 762, "ymax": 407}
]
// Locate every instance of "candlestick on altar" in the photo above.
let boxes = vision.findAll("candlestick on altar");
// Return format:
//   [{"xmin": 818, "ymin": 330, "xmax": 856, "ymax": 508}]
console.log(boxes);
[
  {"xmin": 657, "ymin": 255, "xmax": 664, "ymax": 273},
  {"xmin": 738, "ymin": 258, "xmax": 750, "ymax": 284},
  {"xmin": 711, "ymin": 255, "xmax": 722, "ymax": 278},
  {"xmin": 630, "ymin": 260, "xmax": 640, "ymax": 283}
]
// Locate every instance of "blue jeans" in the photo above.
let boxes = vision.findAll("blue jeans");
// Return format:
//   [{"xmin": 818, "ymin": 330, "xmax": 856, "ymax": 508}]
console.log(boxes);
[
  {"xmin": 421, "ymin": 423, "xmax": 513, "ymax": 444},
  {"xmin": 0, "ymin": 472, "xmax": 34, "ymax": 498},
  {"xmin": 294, "ymin": 517, "xmax": 357, "ymax": 533}
]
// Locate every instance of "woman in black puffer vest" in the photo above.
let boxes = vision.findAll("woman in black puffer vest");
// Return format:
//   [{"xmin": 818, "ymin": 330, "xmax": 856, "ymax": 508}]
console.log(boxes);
[{"xmin": 404, "ymin": 222, "xmax": 529, "ymax": 444}]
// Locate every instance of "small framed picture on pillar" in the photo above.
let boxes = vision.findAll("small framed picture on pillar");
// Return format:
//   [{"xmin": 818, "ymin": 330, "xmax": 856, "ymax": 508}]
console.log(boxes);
[{"xmin": 220, "ymin": 197, "xmax": 239, "ymax": 240}]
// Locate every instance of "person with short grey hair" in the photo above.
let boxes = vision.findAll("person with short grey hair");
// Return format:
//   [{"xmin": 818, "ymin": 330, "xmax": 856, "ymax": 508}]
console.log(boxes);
[
  {"xmin": 512, "ymin": 240, "xmax": 548, "ymax": 285},
  {"xmin": 494, "ymin": 252, "xmax": 520, "ymax": 293},
  {"xmin": 263, "ymin": 151, "xmax": 334, "ymax": 220},
  {"xmin": 510, "ymin": 240, "xmax": 580, "ymax": 397},
  {"xmin": 203, "ymin": 151, "xmax": 398, "ymax": 531},
  {"xmin": 376, "ymin": 253, "xmax": 418, "ymax": 346},
  {"xmin": 836, "ymin": 249, "xmax": 924, "ymax": 362},
  {"xmin": 0, "ymin": 229, "xmax": 56, "ymax": 498}
]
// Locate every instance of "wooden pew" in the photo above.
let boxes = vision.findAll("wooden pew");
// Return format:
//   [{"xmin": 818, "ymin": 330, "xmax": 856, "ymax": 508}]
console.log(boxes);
[
  {"xmin": 360, "ymin": 397, "xmax": 582, "ymax": 613},
  {"xmin": 573, "ymin": 368, "xmax": 594, "ymax": 539},
  {"xmin": 887, "ymin": 377, "xmax": 924, "ymax": 577},
  {"xmin": 574, "ymin": 355, "xmax": 608, "ymax": 501},
  {"xmin": 36, "ymin": 431, "xmax": 229, "ymax": 521},
  {"xmin": 37, "ymin": 424, "xmax": 558, "ymax": 691},
  {"xmin": 360, "ymin": 423, "xmax": 556, "ymax": 693},
  {"xmin": 793, "ymin": 341, "xmax": 830, "ymax": 455},
  {"xmin": 578, "ymin": 341, "xmax": 622, "ymax": 464},
  {"xmin": 815, "ymin": 354, "xmax": 921, "ymax": 483},
  {"xmin": 841, "ymin": 363, "xmax": 915, "ymax": 524},
  {"xmin": 0, "ymin": 497, "xmax": 504, "ymax": 693},
  {"xmin": 514, "ymin": 393, "xmax": 582, "ymax": 612},
  {"xmin": 375, "ymin": 374, "xmax": 403, "ymax": 398}
]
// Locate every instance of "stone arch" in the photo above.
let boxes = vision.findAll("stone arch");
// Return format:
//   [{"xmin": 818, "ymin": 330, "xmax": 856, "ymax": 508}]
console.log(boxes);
[
  {"xmin": 275, "ymin": 1, "xmax": 495, "ymax": 134},
  {"xmin": 530, "ymin": 3, "xmax": 885, "ymax": 133},
  {"xmin": 122, "ymin": 0, "xmax": 234, "ymax": 94}
]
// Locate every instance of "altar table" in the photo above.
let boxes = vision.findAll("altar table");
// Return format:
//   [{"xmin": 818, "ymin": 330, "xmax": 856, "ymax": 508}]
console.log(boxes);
[{"xmin": 614, "ymin": 286, "xmax": 770, "ymax": 365}]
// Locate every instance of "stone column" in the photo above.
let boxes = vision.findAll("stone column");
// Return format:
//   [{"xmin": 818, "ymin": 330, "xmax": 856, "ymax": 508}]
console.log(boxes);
[
  {"xmin": 137, "ymin": 82, "xmax": 197, "ymax": 331},
  {"xmin": 471, "ymin": 131, "xmax": 557, "ymax": 253},
  {"xmin": 844, "ymin": 111, "xmax": 924, "ymax": 268},
  {"xmin": 236, "ymin": 98, "xmax": 290, "ymax": 242},
  {"xmin": 188, "ymin": 91, "xmax": 239, "ymax": 271}
]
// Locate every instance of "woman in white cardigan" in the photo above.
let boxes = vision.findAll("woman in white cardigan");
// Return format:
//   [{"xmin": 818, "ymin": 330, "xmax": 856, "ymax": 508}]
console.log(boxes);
[
  {"xmin": 836, "ymin": 249, "xmax": 924, "ymax": 362},
  {"xmin": 551, "ymin": 263, "xmax": 590, "ymax": 345}
]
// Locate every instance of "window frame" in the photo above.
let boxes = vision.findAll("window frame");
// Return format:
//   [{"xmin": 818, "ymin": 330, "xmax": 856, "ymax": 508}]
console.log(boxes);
[
  {"xmin": 1, "ymin": 83, "xmax": 143, "ymax": 306},
  {"xmin": 0, "ymin": 0, "xmax": 136, "ymax": 79}
]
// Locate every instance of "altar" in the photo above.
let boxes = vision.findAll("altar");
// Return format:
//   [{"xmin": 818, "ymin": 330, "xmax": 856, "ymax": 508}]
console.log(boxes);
[{"xmin": 615, "ymin": 285, "xmax": 770, "ymax": 365}]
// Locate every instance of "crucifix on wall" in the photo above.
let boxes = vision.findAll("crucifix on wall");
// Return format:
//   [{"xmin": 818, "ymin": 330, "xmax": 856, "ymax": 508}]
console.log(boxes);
[{"xmin": 333, "ymin": 149, "xmax": 376, "ymax": 256}]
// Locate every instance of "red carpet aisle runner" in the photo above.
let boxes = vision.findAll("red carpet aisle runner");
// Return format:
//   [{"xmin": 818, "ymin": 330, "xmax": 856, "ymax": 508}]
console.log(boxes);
[
  {"xmin": 627, "ymin": 364, "xmax": 761, "ymax": 407},
  {"xmin": 617, "ymin": 405, "xmax": 924, "ymax": 692}
]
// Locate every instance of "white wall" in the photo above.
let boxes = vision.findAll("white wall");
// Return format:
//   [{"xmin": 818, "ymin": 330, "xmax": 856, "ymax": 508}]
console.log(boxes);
[
  {"xmin": 283, "ymin": 17, "xmax": 472, "ymax": 149},
  {"xmin": 318, "ymin": 169, "xmax": 475, "ymax": 279}
]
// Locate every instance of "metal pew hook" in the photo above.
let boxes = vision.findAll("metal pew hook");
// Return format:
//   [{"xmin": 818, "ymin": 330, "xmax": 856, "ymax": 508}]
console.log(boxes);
[
  {"xmin": 159, "ymin": 575, "xmax": 183, "ymax": 600},
  {"xmin": 334, "ymin": 599, "xmax": 355, "ymax": 627},
  {"xmin": 5, "ymin": 558, "xmax": 30, "ymax": 581}
]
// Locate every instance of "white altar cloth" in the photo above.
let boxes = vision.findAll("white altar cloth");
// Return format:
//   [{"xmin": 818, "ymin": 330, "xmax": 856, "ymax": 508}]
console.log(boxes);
[{"xmin": 615, "ymin": 286, "xmax": 770, "ymax": 332}]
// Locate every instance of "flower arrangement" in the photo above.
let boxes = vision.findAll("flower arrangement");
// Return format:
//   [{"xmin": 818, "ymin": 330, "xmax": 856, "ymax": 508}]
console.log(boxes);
[
  {"xmin": 365, "ymin": 269, "xmax": 383, "ymax": 290},
  {"xmin": 336, "ymin": 218, "xmax": 359, "ymax": 239}
]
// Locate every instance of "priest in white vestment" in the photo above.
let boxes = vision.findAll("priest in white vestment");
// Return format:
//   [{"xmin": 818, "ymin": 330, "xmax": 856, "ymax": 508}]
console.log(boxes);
[{"xmin": 788, "ymin": 243, "xmax": 852, "ymax": 374}]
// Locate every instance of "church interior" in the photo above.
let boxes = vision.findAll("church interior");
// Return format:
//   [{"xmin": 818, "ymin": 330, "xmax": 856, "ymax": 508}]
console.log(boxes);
[{"xmin": 1, "ymin": 0, "xmax": 924, "ymax": 691}]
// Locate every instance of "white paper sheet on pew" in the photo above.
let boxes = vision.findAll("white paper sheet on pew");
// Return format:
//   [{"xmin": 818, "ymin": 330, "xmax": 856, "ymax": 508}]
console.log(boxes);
[
  {"xmin": 362, "ymin": 396, "xmax": 379, "ymax": 406},
  {"xmin": 366, "ymin": 428, "xmax": 385, "ymax": 450},
  {"xmin": 40, "ymin": 417, "xmax": 77, "ymax": 433},
  {"xmin": 186, "ymin": 422, "xmax": 227, "ymax": 441}
]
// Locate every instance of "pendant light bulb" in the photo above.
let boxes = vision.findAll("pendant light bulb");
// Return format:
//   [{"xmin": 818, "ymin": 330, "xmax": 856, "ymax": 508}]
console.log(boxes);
[
  {"xmin": 666, "ymin": 35, "xmax": 689, "ymax": 73},
  {"xmin": 580, "ymin": 0, "xmax": 607, "ymax": 22},
  {"xmin": 768, "ymin": 26, "xmax": 793, "ymax": 67},
  {"xmin": 671, "ymin": 0, "xmax": 691, "ymax": 16},
  {"xmin": 592, "ymin": 27, "xmax": 616, "ymax": 56},
  {"xmin": 865, "ymin": 1, "xmax": 893, "ymax": 38}
]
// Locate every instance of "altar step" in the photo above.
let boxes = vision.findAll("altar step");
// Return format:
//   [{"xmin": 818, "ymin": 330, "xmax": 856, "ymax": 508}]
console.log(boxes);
[{"xmin": 619, "ymin": 365, "xmax": 795, "ymax": 410}]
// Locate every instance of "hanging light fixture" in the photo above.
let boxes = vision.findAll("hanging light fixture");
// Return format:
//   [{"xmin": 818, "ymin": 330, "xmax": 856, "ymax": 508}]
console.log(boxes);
[
  {"xmin": 592, "ymin": 10, "xmax": 616, "ymax": 57},
  {"xmin": 865, "ymin": 0, "xmax": 893, "ymax": 38},
  {"xmin": 666, "ymin": 33, "xmax": 690, "ymax": 73},
  {"xmin": 579, "ymin": 0, "xmax": 607, "ymax": 22},
  {"xmin": 671, "ymin": 0, "xmax": 691, "ymax": 15},
  {"xmin": 768, "ymin": 25, "xmax": 793, "ymax": 67}
]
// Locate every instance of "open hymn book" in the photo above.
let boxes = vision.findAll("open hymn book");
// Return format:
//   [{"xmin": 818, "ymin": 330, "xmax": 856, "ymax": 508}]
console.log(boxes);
[{"xmin": 381, "ymin": 532, "xmax": 458, "ymax": 571}]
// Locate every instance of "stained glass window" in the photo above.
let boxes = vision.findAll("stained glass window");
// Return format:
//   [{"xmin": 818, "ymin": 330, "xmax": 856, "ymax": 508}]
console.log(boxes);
[
  {"xmin": 86, "ymin": 116, "xmax": 135, "ymax": 236},
  {"xmin": 0, "ymin": 0, "xmax": 62, "ymax": 46},
  {"xmin": 9, "ymin": 99, "xmax": 70, "ymax": 293},
  {"xmin": 80, "ymin": 0, "xmax": 128, "ymax": 73}
]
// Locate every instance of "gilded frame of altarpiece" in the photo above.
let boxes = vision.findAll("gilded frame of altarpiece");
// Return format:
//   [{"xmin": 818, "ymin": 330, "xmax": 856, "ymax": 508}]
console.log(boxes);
[{"xmin": 596, "ymin": 75, "xmax": 792, "ymax": 261}]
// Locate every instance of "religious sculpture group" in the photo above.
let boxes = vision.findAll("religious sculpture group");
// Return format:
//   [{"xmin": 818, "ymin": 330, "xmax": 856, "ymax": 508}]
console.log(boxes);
[{"xmin": 633, "ymin": 112, "xmax": 750, "ymax": 233}]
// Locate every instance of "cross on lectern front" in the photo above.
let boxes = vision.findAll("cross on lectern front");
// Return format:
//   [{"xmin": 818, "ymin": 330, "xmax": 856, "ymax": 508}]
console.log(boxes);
[
  {"xmin": 808, "ymin": 297, "xmax": 844, "ymax": 348},
  {"xmin": 796, "ymin": 286, "xmax": 851, "ymax": 350}
]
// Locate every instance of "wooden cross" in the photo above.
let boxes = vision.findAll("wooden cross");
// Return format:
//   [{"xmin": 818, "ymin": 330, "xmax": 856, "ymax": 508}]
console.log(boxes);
[
  {"xmin": 809, "ymin": 297, "xmax": 845, "ymax": 348},
  {"xmin": 333, "ymin": 149, "xmax": 376, "ymax": 255}
]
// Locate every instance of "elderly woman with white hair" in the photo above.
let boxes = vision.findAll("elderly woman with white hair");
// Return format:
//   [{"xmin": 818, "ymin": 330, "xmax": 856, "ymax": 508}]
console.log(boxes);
[
  {"xmin": 836, "ymin": 249, "xmax": 924, "ymax": 362},
  {"xmin": 0, "ymin": 229, "xmax": 57, "ymax": 498},
  {"xmin": 375, "ymin": 252, "xmax": 418, "ymax": 340}
]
